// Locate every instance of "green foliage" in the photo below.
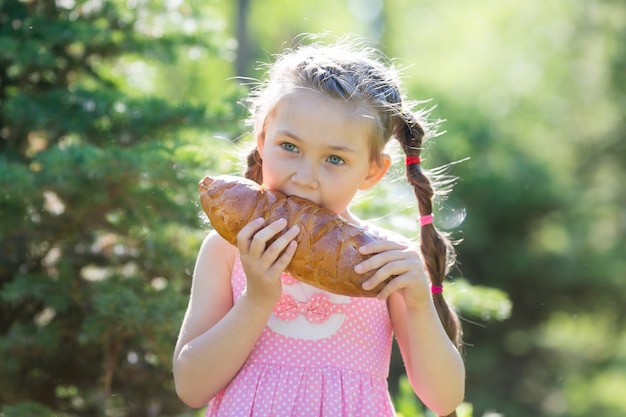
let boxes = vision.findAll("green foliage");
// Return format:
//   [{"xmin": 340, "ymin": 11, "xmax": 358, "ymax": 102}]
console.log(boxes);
[
  {"xmin": 1, "ymin": 402, "xmax": 58, "ymax": 417},
  {"xmin": 446, "ymin": 280, "xmax": 512, "ymax": 323},
  {"xmin": 382, "ymin": 1, "xmax": 626, "ymax": 415},
  {"xmin": 0, "ymin": 0, "xmax": 239, "ymax": 415}
]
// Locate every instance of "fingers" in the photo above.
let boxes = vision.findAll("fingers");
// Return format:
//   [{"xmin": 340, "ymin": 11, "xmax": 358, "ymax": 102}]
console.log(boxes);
[
  {"xmin": 263, "ymin": 222, "xmax": 300, "ymax": 275},
  {"xmin": 235, "ymin": 218, "xmax": 299, "ymax": 307},
  {"xmin": 237, "ymin": 218, "xmax": 266, "ymax": 255},
  {"xmin": 237, "ymin": 217, "xmax": 300, "ymax": 270},
  {"xmin": 356, "ymin": 242, "xmax": 429, "ymax": 299},
  {"xmin": 244, "ymin": 218, "xmax": 288, "ymax": 255},
  {"xmin": 271, "ymin": 239, "xmax": 298, "ymax": 275},
  {"xmin": 355, "ymin": 240, "xmax": 411, "ymax": 274}
]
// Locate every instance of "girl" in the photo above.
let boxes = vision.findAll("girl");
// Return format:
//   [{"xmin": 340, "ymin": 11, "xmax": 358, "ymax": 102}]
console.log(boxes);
[{"xmin": 173, "ymin": 38, "xmax": 465, "ymax": 417}]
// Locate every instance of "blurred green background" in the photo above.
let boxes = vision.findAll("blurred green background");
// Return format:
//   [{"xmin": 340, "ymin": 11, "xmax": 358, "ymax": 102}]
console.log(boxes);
[{"xmin": 1, "ymin": 0, "xmax": 624, "ymax": 416}]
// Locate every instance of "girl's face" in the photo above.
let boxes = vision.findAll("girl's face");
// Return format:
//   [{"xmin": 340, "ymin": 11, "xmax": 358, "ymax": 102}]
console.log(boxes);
[{"xmin": 257, "ymin": 89, "xmax": 390, "ymax": 220}]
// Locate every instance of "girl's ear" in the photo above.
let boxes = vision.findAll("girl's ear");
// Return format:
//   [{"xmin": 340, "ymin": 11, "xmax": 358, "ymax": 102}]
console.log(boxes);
[
  {"xmin": 256, "ymin": 110, "xmax": 275, "ymax": 156},
  {"xmin": 359, "ymin": 154, "xmax": 391, "ymax": 190},
  {"xmin": 255, "ymin": 129, "xmax": 265, "ymax": 155}
]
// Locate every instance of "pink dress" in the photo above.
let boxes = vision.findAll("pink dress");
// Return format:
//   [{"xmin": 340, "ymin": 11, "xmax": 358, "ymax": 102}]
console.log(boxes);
[{"xmin": 205, "ymin": 257, "xmax": 396, "ymax": 417}]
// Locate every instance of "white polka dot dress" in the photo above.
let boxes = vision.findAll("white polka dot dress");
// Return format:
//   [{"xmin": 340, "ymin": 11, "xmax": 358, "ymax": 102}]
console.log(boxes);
[{"xmin": 205, "ymin": 258, "xmax": 396, "ymax": 417}]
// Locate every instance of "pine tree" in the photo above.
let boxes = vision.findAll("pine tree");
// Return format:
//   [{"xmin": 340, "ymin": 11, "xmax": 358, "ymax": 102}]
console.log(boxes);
[{"xmin": 0, "ymin": 1, "xmax": 225, "ymax": 415}]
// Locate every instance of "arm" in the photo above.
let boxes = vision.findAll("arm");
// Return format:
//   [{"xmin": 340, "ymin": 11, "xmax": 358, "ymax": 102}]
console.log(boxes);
[
  {"xmin": 388, "ymin": 292, "xmax": 465, "ymax": 416},
  {"xmin": 357, "ymin": 240, "xmax": 465, "ymax": 416},
  {"xmin": 173, "ymin": 218, "xmax": 299, "ymax": 408}
]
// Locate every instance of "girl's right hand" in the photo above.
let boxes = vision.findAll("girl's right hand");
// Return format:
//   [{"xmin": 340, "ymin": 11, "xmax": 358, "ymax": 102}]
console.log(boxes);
[{"xmin": 237, "ymin": 217, "xmax": 300, "ymax": 308}]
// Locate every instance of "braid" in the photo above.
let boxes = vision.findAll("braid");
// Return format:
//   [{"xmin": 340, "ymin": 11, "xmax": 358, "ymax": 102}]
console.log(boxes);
[
  {"xmin": 244, "ymin": 148, "xmax": 263, "ymax": 184},
  {"xmin": 395, "ymin": 113, "xmax": 463, "ymax": 352},
  {"xmin": 397, "ymin": 113, "xmax": 462, "ymax": 417}
]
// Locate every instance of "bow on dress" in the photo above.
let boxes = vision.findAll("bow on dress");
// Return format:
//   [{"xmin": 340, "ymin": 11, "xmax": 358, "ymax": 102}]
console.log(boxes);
[{"xmin": 273, "ymin": 293, "xmax": 346, "ymax": 324}]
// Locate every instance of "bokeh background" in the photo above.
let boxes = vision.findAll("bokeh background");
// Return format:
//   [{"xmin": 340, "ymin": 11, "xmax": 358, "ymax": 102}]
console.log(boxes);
[{"xmin": 1, "ymin": 0, "xmax": 624, "ymax": 416}]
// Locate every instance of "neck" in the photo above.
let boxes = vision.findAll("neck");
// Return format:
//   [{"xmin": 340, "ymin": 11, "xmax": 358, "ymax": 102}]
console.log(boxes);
[{"xmin": 339, "ymin": 208, "xmax": 361, "ymax": 226}]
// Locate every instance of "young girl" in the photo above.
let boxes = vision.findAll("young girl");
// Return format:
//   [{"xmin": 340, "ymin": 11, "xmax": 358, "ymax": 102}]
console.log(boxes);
[{"xmin": 173, "ymin": 38, "xmax": 465, "ymax": 417}]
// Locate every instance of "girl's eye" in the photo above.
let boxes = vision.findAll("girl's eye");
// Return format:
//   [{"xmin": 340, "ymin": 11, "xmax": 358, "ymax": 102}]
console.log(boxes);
[
  {"xmin": 281, "ymin": 142, "xmax": 298, "ymax": 152},
  {"xmin": 327, "ymin": 155, "xmax": 345, "ymax": 165}
]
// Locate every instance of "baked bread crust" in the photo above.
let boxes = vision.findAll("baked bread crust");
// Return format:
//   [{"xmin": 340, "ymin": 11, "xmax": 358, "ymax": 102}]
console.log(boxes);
[{"xmin": 199, "ymin": 175, "xmax": 386, "ymax": 297}]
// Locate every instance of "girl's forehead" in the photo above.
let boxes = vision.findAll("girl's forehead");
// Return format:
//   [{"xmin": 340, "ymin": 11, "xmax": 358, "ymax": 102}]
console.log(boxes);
[
  {"xmin": 274, "ymin": 88, "xmax": 376, "ymax": 124},
  {"xmin": 268, "ymin": 90, "xmax": 377, "ymax": 149}
]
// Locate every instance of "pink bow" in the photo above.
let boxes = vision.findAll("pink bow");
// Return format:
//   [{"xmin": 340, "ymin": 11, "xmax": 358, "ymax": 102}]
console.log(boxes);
[{"xmin": 273, "ymin": 293, "xmax": 337, "ymax": 324}]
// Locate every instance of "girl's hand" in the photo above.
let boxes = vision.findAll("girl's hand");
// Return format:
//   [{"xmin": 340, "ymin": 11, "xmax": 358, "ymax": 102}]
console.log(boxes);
[
  {"xmin": 237, "ymin": 218, "xmax": 300, "ymax": 308},
  {"xmin": 355, "ymin": 240, "xmax": 431, "ymax": 309}
]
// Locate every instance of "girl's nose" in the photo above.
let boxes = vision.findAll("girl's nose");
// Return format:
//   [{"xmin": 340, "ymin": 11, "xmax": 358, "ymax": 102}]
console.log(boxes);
[{"xmin": 291, "ymin": 163, "xmax": 319, "ymax": 189}]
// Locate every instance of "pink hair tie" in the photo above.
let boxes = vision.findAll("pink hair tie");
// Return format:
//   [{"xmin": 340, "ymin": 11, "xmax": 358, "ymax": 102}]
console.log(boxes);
[
  {"xmin": 431, "ymin": 285, "xmax": 443, "ymax": 294},
  {"xmin": 405, "ymin": 156, "xmax": 421, "ymax": 166},
  {"xmin": 420, "ymin": 214, "xmax": 434, "ymax": 226}
]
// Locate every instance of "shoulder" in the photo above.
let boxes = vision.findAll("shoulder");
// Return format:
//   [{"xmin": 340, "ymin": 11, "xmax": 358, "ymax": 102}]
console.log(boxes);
[
  {"xmin": 191, "ymin": 231, "xmax": 238, "ymax": 300},
  {"xmin": 174, "ymin": 232, "xmax": 238, "ymax": 357},
  {"xmin": 361, "ymin": 221, "xmax": 415, "ymax": 246},
  {"xmin": 197, "ymin": 230, "xmax": 238, "ymax": 266}
]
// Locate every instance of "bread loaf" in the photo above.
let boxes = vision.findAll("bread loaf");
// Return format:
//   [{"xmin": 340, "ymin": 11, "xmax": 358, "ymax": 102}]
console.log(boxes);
[{"xmin": 198, "ymin": 175, "xmax": 387, "ymax": 297}]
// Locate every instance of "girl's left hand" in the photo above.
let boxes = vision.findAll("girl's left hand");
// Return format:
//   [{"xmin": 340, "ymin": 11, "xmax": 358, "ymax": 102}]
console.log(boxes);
[{"xmin": 355, "ymin": 240, "xmax": 431, "ymax": 308}]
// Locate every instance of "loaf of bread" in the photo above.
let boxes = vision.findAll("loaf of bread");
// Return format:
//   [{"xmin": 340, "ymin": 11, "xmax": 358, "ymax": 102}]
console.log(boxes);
[{"xmin": 198, "ymin": 175, "xmax": 387, "ymax": 297}]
